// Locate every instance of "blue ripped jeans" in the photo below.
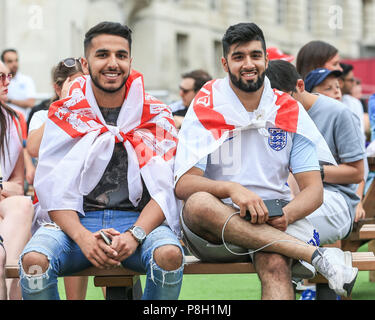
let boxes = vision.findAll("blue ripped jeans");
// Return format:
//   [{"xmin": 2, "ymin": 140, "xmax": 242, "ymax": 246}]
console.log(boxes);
[{"xmin": 19, "ymin": 210, "xmax": 184, "ymax": 300}]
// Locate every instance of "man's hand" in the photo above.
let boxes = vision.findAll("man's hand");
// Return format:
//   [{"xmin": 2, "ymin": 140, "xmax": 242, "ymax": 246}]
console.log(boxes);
[
  {"xmin": 267, "ymin": 210, "xmax": 289, "ymax": 232},
  {"xmin": 1, "ymin": 181, "xmax": 24, "ymax": 199},
  {"xmin": 110, "ymin": 231, "xmax": 139, "ymax": 262},
  {"xmin": 354, "ymin": 201, "xmax": 366, "ymax": 223},
  {"xmin": 228, "ymin": 183, "xmax": 269, "ymax": 224},
  {"xmin": 77, "ymin": 229, "xmax": 121, "ymax": 269}
]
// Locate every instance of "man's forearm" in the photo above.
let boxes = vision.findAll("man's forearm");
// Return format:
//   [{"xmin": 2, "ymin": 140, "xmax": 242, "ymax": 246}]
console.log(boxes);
[
  {"xmin": 284, "ymin": 184, "xmax": 323, "ymax": 225},
  {"xmin": 134, "ymin": 199, "xmax": 167, "ymax": 235},
  {"xmin": 284, "ymin": 171, "xmax": 324, "ymax": 225},
  {"xmin": 175, "ymin": 173, "xmax": 233, "ymax": 201},
  {"xmin": 49, "ymin": 210, "xmax": 89, "ymax": 243},
  {"xmin": 8, "ymin": 98, "xmax": 35, "ymax": 109},
  {"xmin": 27, "ymin": 124, "xmax": 45, "ymax": 158},
  {"xmin": 323, "ymin": 162, "xmax": 363, "ymax": 185}
]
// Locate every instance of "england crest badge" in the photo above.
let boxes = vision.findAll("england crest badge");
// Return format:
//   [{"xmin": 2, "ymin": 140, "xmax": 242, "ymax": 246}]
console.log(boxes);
[{"xmin": 268, "ymin": 128, "xmax": 287, "ymax": 151}]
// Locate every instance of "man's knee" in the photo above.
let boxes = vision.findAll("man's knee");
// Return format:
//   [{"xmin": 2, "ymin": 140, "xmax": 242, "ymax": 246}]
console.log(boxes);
[
  {"xmin": 255, "ymin": 253, "xmax": 292, "ymax": 281},
  {"xmin": 1, "ymin": 196, "xmax": 33, "ymax": 222},
  {"xmin": 153, "ymin": 245, "xmax": 183, "ymax": 271},
  {"xmin": 21, "ymin": 252, "xmax": 49, "ymax": 275},
  {"xmin": 183, "ymin": 192, "xmax": 216, "ymax": 227}
]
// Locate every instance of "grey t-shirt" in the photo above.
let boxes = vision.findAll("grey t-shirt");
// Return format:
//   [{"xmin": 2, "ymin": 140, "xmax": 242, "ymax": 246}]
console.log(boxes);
[
  {"xmin": 308, "ymin": 94, "xmax": 365, "ymax": 222},
  {"xmin": 83, "ymin": 106, "xmax": 151, "ymax": 213}
]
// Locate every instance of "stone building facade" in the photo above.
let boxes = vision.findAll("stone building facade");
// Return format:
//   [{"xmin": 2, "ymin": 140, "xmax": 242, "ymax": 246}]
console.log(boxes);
[{"xmin": 1, "ymin": 0, "xmax": 374, "ymax": 101}]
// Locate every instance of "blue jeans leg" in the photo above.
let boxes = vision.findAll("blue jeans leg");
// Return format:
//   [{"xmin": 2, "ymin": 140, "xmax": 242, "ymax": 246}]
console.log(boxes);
[
  {"xmin": 19, "ymin": 223, "xmax": 91, "ymax": 300},
  {"xmin": 121, "ymin": 225, "xmax": 184, "ymax": 300},
  {"xmin": 19, "ymin": 211, "xmax": 184, "ymax": 300}
]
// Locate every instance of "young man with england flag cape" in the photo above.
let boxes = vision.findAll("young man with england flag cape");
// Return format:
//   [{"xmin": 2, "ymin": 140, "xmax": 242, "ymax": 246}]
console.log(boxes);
[
  {"xmin": 174, "ymin": 23, "xmax": 358, "ymax": 299},
  {"xmin": 19, "ymin": 22, "xmax": 184, "ymax": 301}
]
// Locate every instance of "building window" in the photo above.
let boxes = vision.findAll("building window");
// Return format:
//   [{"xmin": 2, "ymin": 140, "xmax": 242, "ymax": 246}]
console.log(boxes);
[
  {"xmin": 306, "ymin": 0, "xmax": 314, "ymax": 32},
  {"xmin": 245, "ymin": 0, "xmax": 253, "ymax": 19},
  {"xmin": 210, "ymin": 0, "xmax": 220, "ymax": 10},
  {"xmin": 214, "ymin": 40, "xmax": 222, "ymax": 75},
  {"xmin": 176, "ymin": 33, "xmax": 189, "ymax": 70},
  {"xmin": 277, "ymin": 0, "xmax": 287, "ymax": 25}
]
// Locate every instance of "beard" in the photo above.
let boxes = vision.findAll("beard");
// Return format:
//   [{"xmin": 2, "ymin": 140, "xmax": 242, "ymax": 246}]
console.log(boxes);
[
  {"xmin": 88, "ymin": 66, "xmax": 128, "ymax": 94},
  {"xmin": 228, "ymin": 68, "xmax": 266, "ymax": 93}
]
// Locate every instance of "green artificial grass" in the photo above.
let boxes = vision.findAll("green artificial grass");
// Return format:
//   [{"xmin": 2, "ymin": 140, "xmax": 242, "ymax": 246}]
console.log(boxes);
[{"xmin": 57, "ymin": 243, "xmax": 375, "ymax": 300}]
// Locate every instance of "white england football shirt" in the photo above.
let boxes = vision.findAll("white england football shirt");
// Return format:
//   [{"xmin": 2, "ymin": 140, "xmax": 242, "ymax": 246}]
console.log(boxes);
[{"xmin": 195, "ymin": 112, "xmax": 319, "ymax": 204}]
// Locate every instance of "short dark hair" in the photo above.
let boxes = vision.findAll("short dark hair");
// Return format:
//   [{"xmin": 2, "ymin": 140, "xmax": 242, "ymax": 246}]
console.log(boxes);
[
  {"xmin": 266, "ymin": 60, "xmax": 302, "ymax": 93},
  {"xmin": 182, "ymin": 69, "xmax": 212, "ymax": 92},
  {"xmin": 296, "ymin": 41, "xmax": 339, "ymax": 79},
  {"xmin": 84, "ymin": 21, "xmax": 132, "ymax": 57},
  {"xmin": 340, "ymin": 63, "xmax": 354, "ymax": 77},
  {"xmin": 1, "ymin": 49, "xmax": 17, "ymax": 62},
  {"xmin": 222, "ymin": 23, "xmax": 266, "ymax": 58}
]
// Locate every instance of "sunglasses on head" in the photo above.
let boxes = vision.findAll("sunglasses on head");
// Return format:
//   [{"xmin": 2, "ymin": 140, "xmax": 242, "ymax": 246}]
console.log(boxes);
[
  {"xmin": 60, "ymin": 58, "xmax": 79, "ymax": 68},
  {"xmin": 0, "ymin": 72, "xmax": 12, "ymax": 85}
]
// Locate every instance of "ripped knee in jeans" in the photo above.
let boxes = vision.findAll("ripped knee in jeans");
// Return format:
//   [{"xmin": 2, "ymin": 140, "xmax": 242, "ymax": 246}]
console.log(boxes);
[{"xmin": 149, "ymin": 245, "xmax": 184, "ymax": 287}]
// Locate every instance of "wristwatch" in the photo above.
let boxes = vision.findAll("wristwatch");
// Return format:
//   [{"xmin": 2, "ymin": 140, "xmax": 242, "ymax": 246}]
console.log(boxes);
[{"xmin": 128, "ymin": 226, "xmax": 146, "ymax": 245}]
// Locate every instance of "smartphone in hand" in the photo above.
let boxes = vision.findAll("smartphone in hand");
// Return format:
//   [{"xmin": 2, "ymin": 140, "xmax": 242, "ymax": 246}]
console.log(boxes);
[
  {"xmin": 100, "ymin": 230, "xmax": 112, "ymax": 245},
  {"xmin": 244, "ymin": 199, "xmax": 288, "ymax": 221}
]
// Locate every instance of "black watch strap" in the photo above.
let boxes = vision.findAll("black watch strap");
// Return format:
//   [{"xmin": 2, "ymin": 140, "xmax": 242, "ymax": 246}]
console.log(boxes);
[{"xmin": 320, "ymin": 165, "xmax": 325, "ymax": 181}]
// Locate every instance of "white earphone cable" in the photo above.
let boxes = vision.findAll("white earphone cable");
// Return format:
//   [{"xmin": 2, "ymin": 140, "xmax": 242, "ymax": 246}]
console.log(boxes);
[{"xmin": 221, "ymin": 211, "xmax": 314, "ymax": 256}]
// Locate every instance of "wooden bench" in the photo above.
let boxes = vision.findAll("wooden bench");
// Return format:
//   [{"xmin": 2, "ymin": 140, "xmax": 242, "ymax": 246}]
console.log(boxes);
[
  {"xmin": 6, "ymin": 252, "xmax": 375, "ymax": 300},
  {"xmin": 359, "ymin": 224, "xmax": 375, "ymax": 239},
  {"xmin": 340, "ymin": 157, "xmax": 375, "ymax": 283}
]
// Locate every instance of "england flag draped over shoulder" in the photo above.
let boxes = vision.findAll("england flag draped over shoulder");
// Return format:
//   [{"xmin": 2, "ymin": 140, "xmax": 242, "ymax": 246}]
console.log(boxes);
[
  {"xmin": 34, "ymin": 70, "xmax": 182, "ymax": 237},
  {"xmin": 174, "ymin": 76, "xmax": 336, "ymax": 184}
]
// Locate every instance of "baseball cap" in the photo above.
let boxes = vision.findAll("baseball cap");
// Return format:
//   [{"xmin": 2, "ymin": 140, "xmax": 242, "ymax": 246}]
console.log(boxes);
[
  {"xmin": 266, "ymin": 47, "xmax": 294, "ymax": 62},
  {"xmin": 304, "ymin": 68, "xmax": 343, "ymax": 92}
]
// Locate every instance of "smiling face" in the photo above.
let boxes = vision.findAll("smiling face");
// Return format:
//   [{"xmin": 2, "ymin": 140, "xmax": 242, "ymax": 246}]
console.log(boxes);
[
  {"xmin": 0, "ymin": 62, "xmax": 11, "ymax": 103},
  {"xmin": 82, "ymin": 34, "xmax": 132, "ymax": 97},
  {"xmin": 222, "ymin": 40, "xmax": 268, "ymax": 94}
]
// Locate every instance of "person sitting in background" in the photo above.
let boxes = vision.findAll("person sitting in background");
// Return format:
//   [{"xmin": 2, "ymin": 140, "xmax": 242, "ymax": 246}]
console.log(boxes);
[
  {"xmin": 27, "ymin": 58, "xmax": 84, "ymax": 158},
  {"xmin": 351, "ymin": 78, "xmax": 370, "ymax": 143},
  {"xmin": 1, "ymin": 49, "xmax": 36, "ymax": 188},
  {"xmin": 1, "ymin": 49, "xmax": 36, "ymax": 120},
  {"xmin": 266, "ymin": 60, "xmax": 365, "ymax": 236},
  {"xmin": 173, "ymin": 69, "xmax": 212, "ymax": 129},
  {"xmin": 26, "ymin": 58, "xmax": 89, "ymax": 300},
  {"xmin": 296, "ymin": 41, "xmax": 343, "ymax": 80},
  {"xmin": 0, "ymin": 61, "xmax": 34, "ymax": 300},
  {"xmin": 304, "ymin": 68, "xmax": 342, "ymax": 101},
  {"xmin": 340, "ymin": 63, "xmax": 366, "ymax": 137}
]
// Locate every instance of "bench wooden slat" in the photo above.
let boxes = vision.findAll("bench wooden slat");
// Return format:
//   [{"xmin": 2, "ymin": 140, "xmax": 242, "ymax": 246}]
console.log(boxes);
[
  {"xmin": 6, "ymin": 252, "xmax": 375, "ymax": 279},
  {"xmin": 359, "ymin": 224, "xmax": 375, "ymax": 240}
]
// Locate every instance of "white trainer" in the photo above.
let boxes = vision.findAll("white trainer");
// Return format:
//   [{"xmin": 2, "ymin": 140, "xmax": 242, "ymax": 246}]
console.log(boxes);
[
  {"xmin": 292, "ymin": 260, "xmax": 316, "ymax": 279},
  {"xmin": 311, "ymin": 248, "xmax": 358, "ymax": 297}
]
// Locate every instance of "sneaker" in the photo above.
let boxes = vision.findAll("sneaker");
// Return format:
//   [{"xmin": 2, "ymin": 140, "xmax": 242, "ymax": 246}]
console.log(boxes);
[
  {"xmin": 311, "ymin": 248, "xmax": 358, "ymax": 297},
  {"xmin": 292, "ymin": 259, "xmax": 316, "ymax": 279},
  {"xmin": 299, "ymin": 288, "xmax": 316, "ymax": 300}
]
